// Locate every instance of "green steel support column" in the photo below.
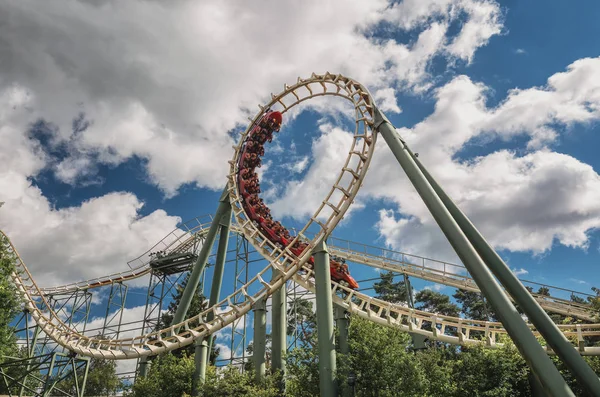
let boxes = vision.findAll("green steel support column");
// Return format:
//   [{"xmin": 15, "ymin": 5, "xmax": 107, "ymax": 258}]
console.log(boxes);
[
  {"xmin": 253, "ymin": 297, "xmax": 267, "ymax": 383},
  {"xmin": 138, "ymin": 357, "xmax": 149, "ymax": 378},
  {"xmin": 206, "ymin": 207, "xmax": 233, "ymax": 360},
  {"xmin": 313, "ymin": 240, "xmax": 338, "ymax": 397},
  {"xmin": 20, "ymin": 316, "xmax": 40, "ymax": 397},
  {"xmin": 409, "ymin": 147, "xmax": 600, "ymax": 397},
  {"xmin": 41, "ymin": 353, "xmax": 58, "ymax": 397},
  {"xmin": 271, "ymin": 269, "xmax": 287, "ymax": 380},
  {"xmin": 172, "ymin": 187, "xmax": 230, "ymax": 328},
  {"xmin": 373, "ymin": 107, "xmax": 574, "ymax": 397},
  {"xmin": 335, "ymin": 305, "xmax": 350, "ymax": 397},
  {"xmin": 77, "ymin": 357, "xmax": 90, "ymax": 397},
  {"xmin": 404, "ymin": 274, "xmax": 427, "ymax": 350},
  {"xmin": 191, "ymin": 339, "xmax": 208, "ymax": 396},
  {"xmin": 191, "ymin": 207, "xmax": 233, "ymax": 396}
]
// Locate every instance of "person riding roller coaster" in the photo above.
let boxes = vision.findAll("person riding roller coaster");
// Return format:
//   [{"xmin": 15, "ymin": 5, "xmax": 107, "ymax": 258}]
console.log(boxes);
[{"xmin": 236, "ymin": 110, "xmax": 359, "ymax": 290}]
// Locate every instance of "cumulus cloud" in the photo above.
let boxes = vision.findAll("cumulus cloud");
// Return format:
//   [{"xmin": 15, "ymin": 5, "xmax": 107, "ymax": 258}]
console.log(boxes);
[
  {"xmin": 0, "ymin": 0, "xmax": 502, "ymax": 195},
  {"xmin": 0, "ymin": 0, "xmax": 504, "ymax": 287},
  {"xmin": 268, "ymin": 124, "xmax": 355, "ymax": 220},
  {"xmin": 370, "ymin": 58, "xmax": 600, "ymax": 258},
  {"xmin": 270, "ymin": 57, "xmax": 600, "ymax": 261},
  {"xmin": 0, "ymin": 86, "xmax": 180, "ymax": 286},
  {"xmin": 512, "ymin": 268, "xmax": 529, "ymax": 276}
]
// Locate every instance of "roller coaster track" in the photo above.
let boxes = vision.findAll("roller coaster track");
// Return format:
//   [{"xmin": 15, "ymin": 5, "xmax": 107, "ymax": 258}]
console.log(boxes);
[
  {"xmin": 36, "ymin": 222, "xmax": 595, "ymax": 321},
  {"xmin": 5, "ymin": 225, "xmax": 600, "ymax": 359},
  {"xmin": 4, "ymin": 73, "xmax": 600, "ymax": 361}
]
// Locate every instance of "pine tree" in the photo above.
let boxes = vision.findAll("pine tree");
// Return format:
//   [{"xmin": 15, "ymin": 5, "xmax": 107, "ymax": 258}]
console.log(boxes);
[{"xmin": 373, "ymin": 271, "xmax": 410, "ymax": 304}]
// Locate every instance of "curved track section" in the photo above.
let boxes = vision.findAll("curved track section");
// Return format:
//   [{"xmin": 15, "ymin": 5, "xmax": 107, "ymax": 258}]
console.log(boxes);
[
  {"xmin": 5, "ymin": 72, "xmax": 599, "ymax": 360},
  {"xmin": 6, "ymin": 224, "xmax": 600, "ymax": 359},
  {"xmin": 4, "ymin": 73, "xmax": 377, "ymax": 360},
  {"xmin": 292, "ymin": 269, "xmax": 600, "ymax": 355},
  {"xmin": 226, "ymin": 72, "xmax": 376, "ymax": 285},
  {"xmin": 327, "ymin": 245, "xmax": 594, "ymax": 321},
  {"xmin": 32, "ymin": 221, "xmax": 594, "ymax": 321}
]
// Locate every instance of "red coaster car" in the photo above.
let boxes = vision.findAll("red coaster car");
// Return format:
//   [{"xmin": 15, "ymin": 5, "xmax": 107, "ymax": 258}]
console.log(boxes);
[{"xmin": 330, "ymin": 263, "xmax": 359, "ymax": 289}]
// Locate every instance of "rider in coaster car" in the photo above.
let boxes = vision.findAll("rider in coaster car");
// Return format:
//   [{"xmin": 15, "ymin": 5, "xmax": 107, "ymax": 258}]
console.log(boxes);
[
  {"xmin": 267, "ymin": 112, "xmax": 283, "ymax": 132},
  {"xmin": 252, "ymin": 129, "xmax": 268, "ymax": 145},
  {"xmin": 248, "ymin": 194, "xmax": 259, "ymax": 206},
  {"xmin": 243, "ymin": 153, "xmax": 261, "ymax": 169}
]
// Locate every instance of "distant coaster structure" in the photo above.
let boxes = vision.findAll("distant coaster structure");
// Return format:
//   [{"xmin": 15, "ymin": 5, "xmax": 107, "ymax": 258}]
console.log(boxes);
[{"xmin": 3, "ymin": 73, "xmax": 600, "ymax": 397}]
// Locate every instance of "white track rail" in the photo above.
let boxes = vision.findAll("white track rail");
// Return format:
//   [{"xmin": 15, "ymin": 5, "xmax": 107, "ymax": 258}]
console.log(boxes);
[
  {"xmin": 292, "ymin": 269, "xmax": 600, "ymax": 355},
  {"xmin": 327, "ymin": 246, "xmax": 594, "ymax": 321}
]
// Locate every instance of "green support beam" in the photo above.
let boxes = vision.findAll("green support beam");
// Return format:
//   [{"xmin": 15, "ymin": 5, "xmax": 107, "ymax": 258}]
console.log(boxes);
[
  {"xmin": 253, "ymin": 297, "xmax": 267, "ymax": 383},
  {"xmin": 373, "ymin": 107, "xmax": 574, "ymax": 397},
  {"xmin": 172, "ymin": 187, "xmax": 230, "ymax": 328},
  {"xmin": 271, "ymin": 268, "xmax": 287, "ymax": 385},
  {"xmin": 206, "ymin": 206, "xmax": 233, "ymax": 360},
  {"xmin": 313, "ymin": 240, "xmax": 338, "ymax": 397},
  {"xmin": 409, "ymin": 147, "xmax": 600, "ymax": 397},
  {"xmin": 191, "ymin": 200, "xmax": 233, "ymax": 396},
  {"xmin": 335, "ymin": 305, "xmax": 351, "ymax": 397},
  {"xmin": 404, "ymin": 274, "xmax": 427, "ymax": 350},
  {"xmin": 192, "ymin": 339, "xmax": 208, "ymax": 396}
]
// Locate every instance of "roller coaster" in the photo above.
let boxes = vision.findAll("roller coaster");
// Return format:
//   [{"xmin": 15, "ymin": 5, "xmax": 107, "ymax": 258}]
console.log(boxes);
[{"xmin": 2, "ymin": 73, "xmax": 600, "ymax": 397}]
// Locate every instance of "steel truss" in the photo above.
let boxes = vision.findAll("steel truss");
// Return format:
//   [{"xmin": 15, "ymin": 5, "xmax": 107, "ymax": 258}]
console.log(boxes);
[{"xmin": 0, "ymin": 352, "xmax": 89, "ymax": 397}]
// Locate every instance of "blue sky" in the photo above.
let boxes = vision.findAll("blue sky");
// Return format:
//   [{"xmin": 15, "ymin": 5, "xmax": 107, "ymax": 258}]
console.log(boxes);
[{"xmin": 2, "ymin": 0, "xmax": 600, "ymax": 361}]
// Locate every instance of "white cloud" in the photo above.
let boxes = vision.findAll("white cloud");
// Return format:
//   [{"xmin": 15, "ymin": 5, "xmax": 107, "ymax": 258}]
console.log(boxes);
[
  {"xmin": 515, "ymin": 48, "xmax": 527, "ymax": 55},
  {"xmin": 0, "ymin": 0, "xmax": 504, "ymax": 287},
  {"xmin": 374, "ymin": 88, "xmax": 402, "ymax": 114},
  {"xmin": 271, "ymin": 57, "xmax": 600, "ymax": 262},
  {"xmin": 370, "ymin": 58, "xmax": 600, "ymax": 259},
  {"xmin": 215, "ymin": 343, "xmax": 232, "ymax": 360},
  {"xmin": 2, "ymin": 189, "xmax": 179, "ymax": 287},
  {"xmin": 511, "ymin": 267, "xmax": 529, "ymax": 276},
  {"xmin": 0, "ymin": 0, "xmax": 502, "ymax": 195},
  {"xmin": 384, "ymin": 0, "xmax": 503, "ymax": 64},
  {"xmin": 288, "ymin": 156, "xmax": 310, "ymax": 174},
  {"xmin": 268, "ymin": 124, "xmax": 355, "ymax": 220},
  {"xmin": 424, "ymin": 283, "xmax": 445, "ymax": 291},
  {"xmin": 568, "ymin": 278, "xmax": 589, "ymax": 285}
]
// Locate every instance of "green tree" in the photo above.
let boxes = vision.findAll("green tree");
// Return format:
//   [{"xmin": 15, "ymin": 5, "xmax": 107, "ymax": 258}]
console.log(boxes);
[
  {"xmin": 199, "ymin": 366, "xmax": 279, "ymax": 397},
  {"xmin": 287, "ymin": 298, "xmax": 317, "ymax": 346},
  {"xmin": 588, "ymin": 287, "xmax": 600, "ymax": 322},
  {"xmin": 126, "ymin": 353, "xmax": 195, "ymax": 397},
  {"xmin": 373, "ymin": 271, "xmax": 410, "ymax": 304},
  {"xmin": 0, "ymin": 233, "xmax": 21, "ymax": 361},
  {"xmin": 452, "ymin": 343, "xmax": 530, "ymax": 397},
  {"xmin": 453, "ymin": 289, "xmax": 497, "ymax": 321},
  {"xmin": 56, "ymin": 358, "xmax": 123, "ymax": 396},
  {"xmin": 345, "ymin": 317, "xmax": 428, "ymax": 397},
  {"xmin": 415, "ymin": 289, "xmax": 460, "ymax": 317},
  {"xmin": 284, "ymin": 298, "xmax": 319, "ymax": 397},
  {"xmin": 127, "ymin": 353, "xmax": 278, "ymax": 397}
]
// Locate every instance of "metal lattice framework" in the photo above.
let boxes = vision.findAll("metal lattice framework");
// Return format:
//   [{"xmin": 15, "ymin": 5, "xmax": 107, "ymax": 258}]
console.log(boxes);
[{"xmin": 3, "ymin": 73, "xmax": 600, "ymax": 379}]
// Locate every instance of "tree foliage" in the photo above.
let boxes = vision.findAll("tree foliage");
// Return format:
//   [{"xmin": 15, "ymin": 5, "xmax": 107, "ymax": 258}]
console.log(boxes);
[
  {"xmin": 56, "ymin": 358, "xmax": 123, "ymax": 396},
  {"xmin": 373, "ymin": 271, "xmax": 410, "ymax": 304},
  {"xmin": 0, "ymin": 233, "xmax": 21, "ymax": 361},
  {"xmin": 453, "ymin": 289, "xmax": 497, "ymax": 321},
  {"xmin": 415, "ymin": 289, "xmax": 460, "ymax": 317},
  {"xmin": 126, "ymin": 353, "xmax": 278, "ymax": 397}
]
